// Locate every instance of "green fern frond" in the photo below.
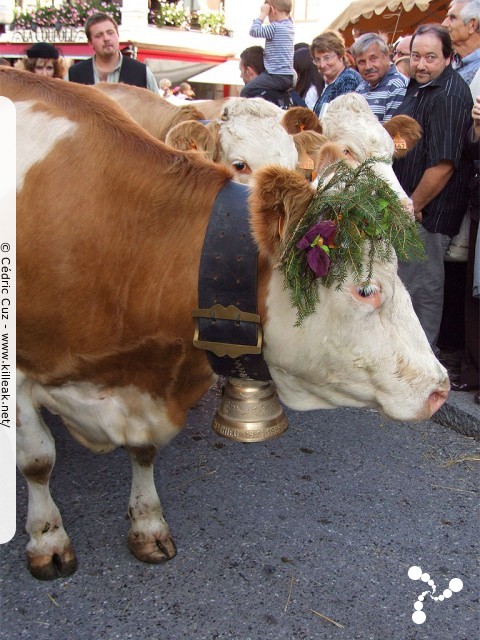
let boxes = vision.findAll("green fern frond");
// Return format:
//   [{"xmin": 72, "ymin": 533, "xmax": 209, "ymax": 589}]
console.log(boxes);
[{"xmin": 279, "ymin": 158, "xmax": 425, "ymax": 326}]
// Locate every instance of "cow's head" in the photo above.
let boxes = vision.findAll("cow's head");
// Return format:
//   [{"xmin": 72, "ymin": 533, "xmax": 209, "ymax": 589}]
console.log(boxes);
[
  {"xmin": 249, "ymin": 165, "xmax": 449, "ymax": 422},
  {"xmin": 164, "ymin": 98, "xmax": 298, "ymax": 183},
  {"xmin": 320, "ymin": 93, "xmax": 421, "ymax": 214}
]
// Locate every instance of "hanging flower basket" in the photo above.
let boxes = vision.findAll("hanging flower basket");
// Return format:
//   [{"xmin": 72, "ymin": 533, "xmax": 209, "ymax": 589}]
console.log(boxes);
[{"xmin": 11, "ymin": 0, "xmax": 121, "ymax": 29}]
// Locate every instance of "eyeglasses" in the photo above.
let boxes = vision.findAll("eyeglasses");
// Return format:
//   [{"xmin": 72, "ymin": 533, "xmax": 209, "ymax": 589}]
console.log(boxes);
[
  {"xmin": 312, "ymin": 53, "xmax": 337, "ymax": 65},
  {"xmin": 395, "ymin": 51, "xmax": 410, "ymax": 57}
]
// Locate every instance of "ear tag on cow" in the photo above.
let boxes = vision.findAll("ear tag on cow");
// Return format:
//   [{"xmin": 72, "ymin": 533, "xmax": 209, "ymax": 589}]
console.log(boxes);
[
  {"xmin": 393, "ymin": 134, "xmax": 407, "ymax": 151},
  {"xmin": 298, "ymin": 157, "xmax": 314, "ymax": 171}
]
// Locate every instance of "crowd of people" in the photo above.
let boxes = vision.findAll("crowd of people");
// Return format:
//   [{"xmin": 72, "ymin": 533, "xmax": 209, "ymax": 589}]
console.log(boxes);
[
  {"xmin": 3, "ymin": 0, "xmax": 479, "ymax": 403},
  {"xmin": 241, "ymin": 0, "xmax": 479, "ymax": 405}
]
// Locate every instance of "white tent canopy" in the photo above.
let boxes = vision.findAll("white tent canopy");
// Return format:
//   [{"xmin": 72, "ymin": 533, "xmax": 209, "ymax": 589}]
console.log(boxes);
[
  {"xmin": 329, "ymin": 0, "xmax": 432, "ymax": 31},
  {"xmin": 187, "ymin": 59, "xmax": 243, "ymax": 86}
]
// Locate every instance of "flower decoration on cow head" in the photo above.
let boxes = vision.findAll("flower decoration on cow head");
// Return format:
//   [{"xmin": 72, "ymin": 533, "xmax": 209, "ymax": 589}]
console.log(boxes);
[
  {"xmin": 280, "ymin": 158, "xmax": 425, "ymax": 325},
  {"xmin": 296, "ymin": 220, "xmax": 338, "ymax": 277}
]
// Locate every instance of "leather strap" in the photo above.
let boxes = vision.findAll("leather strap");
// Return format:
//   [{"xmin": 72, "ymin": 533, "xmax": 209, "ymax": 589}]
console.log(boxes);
[{"xmin": 195, "ymin": 181, "xmax": 271, "ymax": 380}]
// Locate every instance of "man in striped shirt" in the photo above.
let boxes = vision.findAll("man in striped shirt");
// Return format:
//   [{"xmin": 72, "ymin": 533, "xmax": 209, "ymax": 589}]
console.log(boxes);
[
  {"xmin": 241, "ymin": 1, "xmax": 294, "ymax": 98},
  {"xmin": 351, "ymin": 33, "xmax": 408, "ymax": 122}
]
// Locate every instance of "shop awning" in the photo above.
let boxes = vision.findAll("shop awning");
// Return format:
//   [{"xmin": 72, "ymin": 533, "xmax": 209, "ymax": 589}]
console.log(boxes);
[
  {"xmin": 187, "ymin": 59, "xmax": 243, "ymax": 86},
  {"xmin": 328, "ymin": 0, "xmax": 450, "ymax": 44}
]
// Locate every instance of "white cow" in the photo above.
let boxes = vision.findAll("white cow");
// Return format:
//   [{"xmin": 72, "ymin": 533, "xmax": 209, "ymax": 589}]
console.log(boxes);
[
  {"xmin": 320, "ymin": 93, "xmax": 417, "ymax": 208},
  {"xmin": 0, "ymin": 69, "xmax": 448, "ymax": 580}
]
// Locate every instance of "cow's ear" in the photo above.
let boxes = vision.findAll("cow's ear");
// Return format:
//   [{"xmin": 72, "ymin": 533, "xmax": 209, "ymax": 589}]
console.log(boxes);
[
  {"xmin": 165, "ymin": 121, "xmax": 217, "ymax": 161},
  {"xmin": 281, "ymin": 106, "xmax": 323, "ymax": 135},
  {"xmin": 205, "ymin": 121, "xmax": 221, "ymax": 162},
  {"xmin": 383, "ymin": 115, "xmax": 422, "ymax": 159},
  {"xmin": 249, "ymin": 166, "xmax": 315, "ymax": 260},
  {"xmin": 316, "ymin": 141, "xmax": 346, "ymax": 170}
]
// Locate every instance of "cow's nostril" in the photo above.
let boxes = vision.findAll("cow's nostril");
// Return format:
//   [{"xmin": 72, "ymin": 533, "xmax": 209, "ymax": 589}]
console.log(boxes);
[{"xmin": 428, "ymin": 389, "xmax": 448, "ymax": 416}]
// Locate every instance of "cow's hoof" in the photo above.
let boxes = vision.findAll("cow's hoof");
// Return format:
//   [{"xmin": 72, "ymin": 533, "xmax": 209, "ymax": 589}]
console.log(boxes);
[
  {"xmin": 27, "ymin": 547, "xmax": 78, "ymax": 580},
  {"xmin": 128, "ymin": 532, "xmax": 177, "ymax": 564}
]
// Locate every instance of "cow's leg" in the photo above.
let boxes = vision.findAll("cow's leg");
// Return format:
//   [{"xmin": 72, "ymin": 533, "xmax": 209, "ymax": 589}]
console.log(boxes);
[
  {"xmin": 125, "ymin": 445, "xmax": 177, "ymax": 563},
  {"xmin": 16, "ymin": 378, "xmax": 77, "ymax": 580}
]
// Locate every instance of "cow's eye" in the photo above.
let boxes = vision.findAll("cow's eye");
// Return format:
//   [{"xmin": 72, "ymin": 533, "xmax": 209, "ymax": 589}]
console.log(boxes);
[
  {"xmin": 351, "ymin": 283, "xmax": 382, "ymax": 308},
  {"xmin": 231, "ymin": 160, "xmax": 251, "ymax": 174},
  {"xmin": 356, "ymin": 284, "xmax": 378, "ymax": 298}
]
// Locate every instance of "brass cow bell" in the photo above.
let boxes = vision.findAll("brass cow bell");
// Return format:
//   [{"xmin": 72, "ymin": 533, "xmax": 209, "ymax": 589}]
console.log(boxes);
[{"xmin": 213, "ymin": 378, "xmax": 288, "ymax": 442}]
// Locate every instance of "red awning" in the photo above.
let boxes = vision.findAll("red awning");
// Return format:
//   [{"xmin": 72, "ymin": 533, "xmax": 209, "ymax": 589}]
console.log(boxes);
[
  {"xmin": 0, "ymin": 41, "xmax": 229, "ymax": 63},
  {"xmin": 0, "ymin": 41, "xmax": 93, "ymax": 59}
]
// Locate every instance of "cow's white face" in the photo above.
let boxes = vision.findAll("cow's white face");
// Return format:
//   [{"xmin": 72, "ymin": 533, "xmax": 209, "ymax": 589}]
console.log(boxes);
[
  {"xmin": 263, "ymin": 259, "xmax": 448, "ymax": 422},
  {"xmin": 216, "ymin": 98, "xmax": 298, "ymax": 184},
  {"xmin": 249, "ymin": 165, "xmax": 448, "ymax": 423},
  {"xmin": 321, "ymin": 93, "xmax": 412, "ymax": 210}
]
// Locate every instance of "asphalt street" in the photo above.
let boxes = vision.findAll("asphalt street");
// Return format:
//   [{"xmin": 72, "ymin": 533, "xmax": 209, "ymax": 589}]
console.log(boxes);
[{"xmin": 1, "ymin": 382, "xmax": 479, "ymax": 640}]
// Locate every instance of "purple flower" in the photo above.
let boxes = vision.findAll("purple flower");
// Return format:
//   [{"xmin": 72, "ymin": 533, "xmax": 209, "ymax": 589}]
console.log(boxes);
[{"xmin": 296, "ymin": 220, "xmax": 337, "ymax": 278}]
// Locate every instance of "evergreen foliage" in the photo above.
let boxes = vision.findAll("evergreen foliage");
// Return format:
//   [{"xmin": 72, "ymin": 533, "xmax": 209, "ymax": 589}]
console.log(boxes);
[{"xmin": 279, "ymin": 158, "xmax": 425, "ymax": 326}]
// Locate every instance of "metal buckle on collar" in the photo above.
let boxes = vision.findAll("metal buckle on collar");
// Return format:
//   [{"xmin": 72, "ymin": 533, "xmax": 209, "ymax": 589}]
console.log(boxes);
[{"xmin": 192, "ymin": 303, "xmax": 263, "ymax": 358}]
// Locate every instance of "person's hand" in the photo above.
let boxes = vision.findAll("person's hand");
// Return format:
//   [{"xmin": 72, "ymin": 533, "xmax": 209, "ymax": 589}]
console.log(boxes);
[
  {"xmin": 260, "ymin": 2, "xmax": 271, "ymax": 18},
  {"xmin": 473, "ymin": 95, "xmax": 480, "ymax": 142},
  {"xmin": 472, "ymin": 95, "xmax": 480, "ymax": 123}
]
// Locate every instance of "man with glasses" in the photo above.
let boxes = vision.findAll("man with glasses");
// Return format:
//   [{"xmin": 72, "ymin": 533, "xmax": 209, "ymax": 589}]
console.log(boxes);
[
  {"xmin": 393, "ymin": 35, "xmax": 413, "ymax": 62},
  {"xmin": 393, "ymin": 35, "xmax": 413, "ymax": 77}
]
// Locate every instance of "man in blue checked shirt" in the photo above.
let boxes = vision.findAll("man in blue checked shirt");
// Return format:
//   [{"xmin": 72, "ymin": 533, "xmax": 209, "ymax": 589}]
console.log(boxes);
[
  {"xmin": 241, "ymin": 1, "xmax": 295, "ymax": 98},
  {"xmin": 351, "ymin": 33, "xmax": 408, "ymax": 123},
  {"xmin": 443, "ymin": 0, "xmax": 480, "ymax": 87}
]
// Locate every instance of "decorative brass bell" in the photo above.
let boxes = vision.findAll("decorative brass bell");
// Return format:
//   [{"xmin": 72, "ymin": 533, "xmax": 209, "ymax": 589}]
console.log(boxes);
[{"xmin": 213, "ymin": 378, "xmax": 288, "ymax": 442}]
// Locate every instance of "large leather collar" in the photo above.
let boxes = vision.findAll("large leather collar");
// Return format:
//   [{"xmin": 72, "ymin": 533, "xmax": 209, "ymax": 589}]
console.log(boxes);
[{"xmin": 193, "ymin": 181, "xmax": 272, "ymax": 381}]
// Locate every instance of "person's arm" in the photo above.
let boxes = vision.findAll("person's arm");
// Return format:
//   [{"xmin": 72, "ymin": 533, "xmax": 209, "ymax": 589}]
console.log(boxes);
[
  {"xmin": 411, "ymin": 161, "xmax": 454, "ymax": 221},
  {"xmin": 249, "ymin": 3, "xmax": 274, "ymax": 38},
  {"xmin": 146, "ymin": 67, "xmax": 160, "ymax": 95}
]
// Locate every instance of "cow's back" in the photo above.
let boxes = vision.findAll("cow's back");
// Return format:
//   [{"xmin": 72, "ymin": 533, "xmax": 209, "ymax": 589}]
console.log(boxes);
[
  {"xmin": 94, "ymin": 82, "xmax": 207, "ymax": 141},
  {"xmin": 3, "ymin": 69, "xmax": 230, "ymax": 389}
]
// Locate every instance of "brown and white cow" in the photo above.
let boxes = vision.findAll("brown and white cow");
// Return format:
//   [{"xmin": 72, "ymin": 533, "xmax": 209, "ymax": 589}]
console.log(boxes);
[
  {"xmin": 95, "ymin": 83, "xmax": 298, "ymax": 183},
  {"xmin": 1, "ymin": 69, "xmax": 448, "ymax": 580}
]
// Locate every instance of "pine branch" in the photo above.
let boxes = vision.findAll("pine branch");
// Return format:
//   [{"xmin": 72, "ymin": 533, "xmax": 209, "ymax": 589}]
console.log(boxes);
[{"xmin": 279, "ymin": 158, "xmax": 425, "ymax": 326}]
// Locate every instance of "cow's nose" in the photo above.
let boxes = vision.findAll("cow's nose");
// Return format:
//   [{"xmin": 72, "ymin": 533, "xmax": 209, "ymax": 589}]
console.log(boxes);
[{"xmin": 428, "ymin": 389, "xmax": 448, "ymax": 416}]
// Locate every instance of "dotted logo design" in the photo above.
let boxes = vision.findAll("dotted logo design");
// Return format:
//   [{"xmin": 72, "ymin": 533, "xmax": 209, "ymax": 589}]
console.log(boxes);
[{"xmin": 408, "ymin": 566, "xmax": 463, "ymax": 625}]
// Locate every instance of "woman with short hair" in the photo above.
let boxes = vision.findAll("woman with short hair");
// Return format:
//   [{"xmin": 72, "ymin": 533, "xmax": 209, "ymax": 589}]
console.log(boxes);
[{"xmin": 310, "ymin": 30, "xmax": 362, "ymax": 117}]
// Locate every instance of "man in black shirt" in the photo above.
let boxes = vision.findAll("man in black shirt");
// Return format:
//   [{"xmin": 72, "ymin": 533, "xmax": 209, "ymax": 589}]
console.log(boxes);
[{"xmin": 393, "ymin": 24, "xmax": 473, "ymax": 355}]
